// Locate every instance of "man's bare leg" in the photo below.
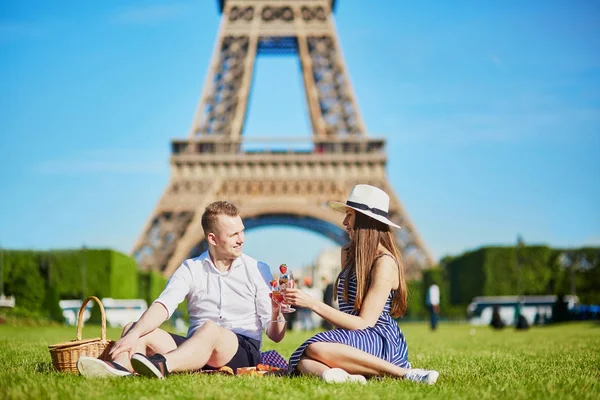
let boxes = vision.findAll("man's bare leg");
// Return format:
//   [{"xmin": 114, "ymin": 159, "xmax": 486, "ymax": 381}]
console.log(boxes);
[
  {"xmin": 163, "ymin": 321, "xmax": 239, "ymax": 373},
  {"xmin": 112, "ymin": 322, "xmax": 186, "ymax": 372}
]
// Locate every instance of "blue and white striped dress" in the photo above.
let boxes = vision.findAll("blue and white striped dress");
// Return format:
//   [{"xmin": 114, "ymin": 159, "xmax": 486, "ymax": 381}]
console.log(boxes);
[{"xmin": 288, "ymin": 256, "xmax": 411, "ymax": 373}]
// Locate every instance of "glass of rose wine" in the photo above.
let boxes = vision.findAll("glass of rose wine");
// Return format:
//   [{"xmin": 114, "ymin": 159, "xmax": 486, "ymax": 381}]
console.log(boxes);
[
  {"xmin": 278, "ymin": 264, "xmax": 296, "ymax": 313},
  {"xmin": 269, "ymin": 279, "xmax": 286, "ymax": 323}
]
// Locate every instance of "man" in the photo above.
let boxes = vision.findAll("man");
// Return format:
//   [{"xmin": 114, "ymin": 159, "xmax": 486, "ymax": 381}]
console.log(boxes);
[
  {"xmin": 77, "ymin": 201, "xmax": 287, "ymax": 378},
  {"xmin": 425, "ymin": 283, "xmax": 440, "ymax": 331}
]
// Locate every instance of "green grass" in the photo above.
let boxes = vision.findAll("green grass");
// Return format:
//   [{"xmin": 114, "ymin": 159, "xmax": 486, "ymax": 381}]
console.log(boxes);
[{"xmin": 1, "ymin": 322, "xmax": 599, "ymax": 399}]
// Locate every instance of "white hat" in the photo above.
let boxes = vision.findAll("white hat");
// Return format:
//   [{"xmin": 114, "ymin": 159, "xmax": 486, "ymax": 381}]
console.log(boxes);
[{"xmin": 329, "ymin": 184, "xmax": 401, "ymax": 229}]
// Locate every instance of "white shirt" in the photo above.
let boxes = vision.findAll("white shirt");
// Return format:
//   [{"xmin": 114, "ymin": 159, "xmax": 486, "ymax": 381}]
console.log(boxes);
[
  {"xmin": 153, "ymin": 251, "xmax": 273, "ymax": 343},
  {"xmin": 426, "ymin": 284, "xmax": 440, "ymax": 306}
]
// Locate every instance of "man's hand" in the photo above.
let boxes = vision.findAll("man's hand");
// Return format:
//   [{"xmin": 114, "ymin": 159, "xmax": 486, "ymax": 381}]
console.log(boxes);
[
  {"xmin": 266, "ymin": 293, "xmax": 286, "ymax": 343},
  {"xmin": 269, "ymin": 292, "xmax": 281, "ymax": 312},
  {"xmin": 282, "ymin": 287, "xmax": 317, "ymax": 310},
  {"xmin": 109, "ymin": 331, "xmax": 140, "ymax": 359}
]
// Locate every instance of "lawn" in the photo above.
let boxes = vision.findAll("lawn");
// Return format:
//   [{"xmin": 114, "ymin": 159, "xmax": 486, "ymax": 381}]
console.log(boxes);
[{"xmin": 0, "ymin": 322, "xmax": 598, "ymax": 399}]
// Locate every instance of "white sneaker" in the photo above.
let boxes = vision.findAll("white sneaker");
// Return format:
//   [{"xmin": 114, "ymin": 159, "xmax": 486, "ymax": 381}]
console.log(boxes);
[
  {"xmin": 404, "ymin": 368, "xmax": 439, "ymax": 385},
  {"xmin": 77, "ymin": 356, "xmax": 132, "ymax": 378},
  {"xmin": 322, "ymin": 368, "xmax": 367, "ymax": 384}
]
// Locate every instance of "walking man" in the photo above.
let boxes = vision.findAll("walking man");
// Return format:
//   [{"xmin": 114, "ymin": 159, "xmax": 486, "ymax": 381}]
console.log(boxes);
[{"xmin": 425, "ymin": 283, "xmax": 440, "ymax": 331}]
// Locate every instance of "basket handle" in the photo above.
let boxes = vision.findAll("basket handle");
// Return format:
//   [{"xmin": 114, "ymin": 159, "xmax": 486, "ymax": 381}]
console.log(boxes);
[{"xmin": 76, "ymin": 296, "xmax": 107, "ymax": 342}]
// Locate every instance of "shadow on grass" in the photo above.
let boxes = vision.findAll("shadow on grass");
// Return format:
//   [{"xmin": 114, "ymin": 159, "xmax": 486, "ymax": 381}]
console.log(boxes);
[{"xmin": 35, "ymin": 362, "xmax": 56, "ymax": 374}]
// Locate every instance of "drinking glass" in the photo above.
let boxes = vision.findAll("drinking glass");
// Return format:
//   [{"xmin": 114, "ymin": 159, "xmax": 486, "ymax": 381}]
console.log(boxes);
[
  {"xmin": 278, "ymin": 264, "xmax": 296, "ymax": 313},
  {"xmin": 269, "ymin": 279, "xmax": 286, "ymax": 323}
]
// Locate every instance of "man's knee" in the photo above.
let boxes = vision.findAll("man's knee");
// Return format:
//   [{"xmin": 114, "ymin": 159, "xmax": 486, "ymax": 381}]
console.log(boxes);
[
  {"xmin": 122, "ymin": 321, "xmax": 136, "ymax": 336},
  {"xmin": 192, "ymin": 320, "xmax": 221, "ymax": 338}
]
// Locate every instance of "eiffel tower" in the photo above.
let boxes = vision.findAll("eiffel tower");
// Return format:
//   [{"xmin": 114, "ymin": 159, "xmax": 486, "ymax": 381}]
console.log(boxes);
[{"xmin": 132, "ymin": 0, "xmax": 434, "ymax": 279}]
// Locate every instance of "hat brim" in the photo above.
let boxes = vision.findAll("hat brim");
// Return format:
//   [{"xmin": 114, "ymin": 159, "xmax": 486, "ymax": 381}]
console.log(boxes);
[{"xmin": 328, "ymin": 201, "xmax": 401, "ymax": 229}]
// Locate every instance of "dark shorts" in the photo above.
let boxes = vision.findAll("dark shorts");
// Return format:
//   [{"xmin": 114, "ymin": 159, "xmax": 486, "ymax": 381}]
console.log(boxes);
[{"xmin": 202, "ymin": 334, "xmax": 261, "ymax": 373}]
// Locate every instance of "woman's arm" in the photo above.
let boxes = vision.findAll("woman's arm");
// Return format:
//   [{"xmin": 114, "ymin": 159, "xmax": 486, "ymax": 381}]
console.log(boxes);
[{"xmin": 284, "ymin": 255, "xmax": 398, "ymax": 330}]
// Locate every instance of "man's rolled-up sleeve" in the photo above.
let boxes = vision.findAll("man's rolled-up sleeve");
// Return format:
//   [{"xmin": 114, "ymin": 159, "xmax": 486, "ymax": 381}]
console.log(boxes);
[
  {"xmin": 255, "ymin": 261, "xmax": 274, "ymax": 331},
  {"xmin": 153, "ymin": 261, "xmax": 193, "ymax": 318}
]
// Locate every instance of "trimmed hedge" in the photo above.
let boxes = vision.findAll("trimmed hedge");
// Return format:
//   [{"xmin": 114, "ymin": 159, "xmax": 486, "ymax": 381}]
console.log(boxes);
[
  {"xmin": 2, "ymin": 251, "xmax": 46, "ymax": 313},
  {"xmin": 1, "ymin": 249, "xmax": 139, "ymax": 320},
  {"xmin": 554, "ymin": 247, "xmax": 600, "ymax": 305},
  {"xmin": 443, "ymin": 245, "xmax": 600, "ymax": 308},
  {"xmin": 137, "ymin": 270, "xmax": 168, "ymax": 307},
  {"xmin": 3, "ymin": 244, "xmax": 596, "ymax": 323},
  {"xmin": 110, "ymin": 251, "xmax": 139, "ymax": 299},
  {"xmin": 404, "ymin": 279, "xmax": 423, "ymax": 319}
]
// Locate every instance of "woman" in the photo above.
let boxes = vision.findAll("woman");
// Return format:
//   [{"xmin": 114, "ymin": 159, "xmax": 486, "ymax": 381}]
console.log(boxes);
[{"xmin": 283, "ymin": 184, "xmax": 439, "ymax": 385}]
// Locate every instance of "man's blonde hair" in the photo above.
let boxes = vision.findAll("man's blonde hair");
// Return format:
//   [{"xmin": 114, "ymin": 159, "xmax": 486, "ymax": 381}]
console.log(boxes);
[{"xmin": 201, "ymin": 201, "xmax": 239, "ymax": 235}]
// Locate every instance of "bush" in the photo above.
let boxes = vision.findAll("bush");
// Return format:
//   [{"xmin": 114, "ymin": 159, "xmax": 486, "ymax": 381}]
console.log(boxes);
[
  {"xmin": 2, "ymin": 251, "xmax": 46, "ymax": 313},
  {"xmin": 442, "ymin": 245, "xmax": 600, "ymax": 312},
  {"xmin": 404, "ymin": 280, "xmax": 424, "ymax": 319},
  {"xmin": 446, "ymin": 249, "xmax": 486, "ymax": 305},
  {"xmin": 109, "ymin": 251, "xmax": 139, "ymax": 299},
  {"xmin": 1, "ymin": 249, "xmax": 140, "ymax": 322}
]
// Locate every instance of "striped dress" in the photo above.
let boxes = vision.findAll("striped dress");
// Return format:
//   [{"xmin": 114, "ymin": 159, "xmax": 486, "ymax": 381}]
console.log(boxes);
[{"xmin": 288, "ymin": 255, "xmax": 411, "ymax": 373}]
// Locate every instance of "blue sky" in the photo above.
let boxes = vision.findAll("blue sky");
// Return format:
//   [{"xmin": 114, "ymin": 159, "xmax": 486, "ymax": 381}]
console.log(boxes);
[{"xmin": 1, "ymin": 0, "xmax": 599, "ymax": 273}]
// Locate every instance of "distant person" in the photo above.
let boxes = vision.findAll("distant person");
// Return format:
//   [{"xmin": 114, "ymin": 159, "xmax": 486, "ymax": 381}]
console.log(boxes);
[
  {"xmin": 515, "ymin": 314, "xmax": 530, "ymax": 330},
  {"xmin": 425, "ymin": 283, "xmax": 440, "ymax": 331},
  {"xmin": 533, "ymin": 307, "xmax": 545, "ymax": 325},
  {"xmin": 514, "ymin": 297, "xmax": 530, "ymax": 331},
  {"xmin": 551, "ymin": 294, "xmax": 570, "ymax": 323},
  {"xmin": 490, "ymin": 305, "xmax": 505, "ymax": 330}
]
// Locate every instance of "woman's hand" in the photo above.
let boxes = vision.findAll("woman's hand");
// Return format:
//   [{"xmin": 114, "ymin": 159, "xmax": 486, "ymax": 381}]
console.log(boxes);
[
  {"xmin": 109, "ymin": 331, "xmax": 140, "ymax": 359},
  {"xmin": 282, "ymin": 287, "xmax": 318, "ymax": 310}
]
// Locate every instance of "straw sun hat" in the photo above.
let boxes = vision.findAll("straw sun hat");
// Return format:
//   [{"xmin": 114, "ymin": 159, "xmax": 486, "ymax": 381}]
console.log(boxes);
[{"xmin": 328, "ymin": 184, "xmax": 401, "ymax": 229}]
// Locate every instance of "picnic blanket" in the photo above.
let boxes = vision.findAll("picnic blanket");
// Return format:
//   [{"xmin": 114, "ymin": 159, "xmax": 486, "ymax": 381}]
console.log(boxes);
[{"xmin": 260, "ymin": 350, "xmax": 288, "ymax": 369}]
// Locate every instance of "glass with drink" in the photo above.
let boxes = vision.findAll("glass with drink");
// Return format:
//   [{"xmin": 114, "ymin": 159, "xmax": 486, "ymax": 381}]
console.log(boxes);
[
  {"xmin": 269, "ymin": 279, "xmax": 286, "ymax": 323},
  {"xmin": 278, "ymin": 264, "xmax": 296, "ymax": 313}
]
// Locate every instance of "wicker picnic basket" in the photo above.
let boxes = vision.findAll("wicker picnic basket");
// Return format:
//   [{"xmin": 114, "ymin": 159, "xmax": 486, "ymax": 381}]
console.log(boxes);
[{"xmin": 48, "ymin": 296, "xmax": 114, "ymax": 373}]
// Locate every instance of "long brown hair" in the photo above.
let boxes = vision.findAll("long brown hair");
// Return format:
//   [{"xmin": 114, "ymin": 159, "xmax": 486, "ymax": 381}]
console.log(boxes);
[{"xmin": 337, "ymin": 211, "xmax": 408, "ymax": 318}]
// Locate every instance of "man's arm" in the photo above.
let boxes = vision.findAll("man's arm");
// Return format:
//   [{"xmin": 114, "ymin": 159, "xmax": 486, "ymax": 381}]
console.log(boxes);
[
  {"xmin": 125, "ymin": 302, "xmax": 169, "ymax": 337},
  {"xmin": 109, "ymin": 302, "xmax": 170, "ymax": 358},
  {"xmin": 265, "ymin": 300, "xmax": 286, "ymax": 343},
  {"xmin": 109, "ymin": 262, "xmax": 193, "ymax": 358}
]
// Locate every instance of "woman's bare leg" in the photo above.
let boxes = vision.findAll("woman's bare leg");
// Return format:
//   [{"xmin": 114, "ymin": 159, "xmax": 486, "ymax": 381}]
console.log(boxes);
[
  {"xmin": 304, "ymin": 342, "xmax": 410, "ymax": 377},
  {"xmin": 296, "ymin": 356, "xmax": 330, "ymax": 377}
]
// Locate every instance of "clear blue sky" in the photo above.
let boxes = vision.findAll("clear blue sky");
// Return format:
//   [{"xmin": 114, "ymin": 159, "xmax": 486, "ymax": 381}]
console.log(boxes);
[{"xmin": 1, "ymin": 0, "xmax": 599, "ymax": 273}]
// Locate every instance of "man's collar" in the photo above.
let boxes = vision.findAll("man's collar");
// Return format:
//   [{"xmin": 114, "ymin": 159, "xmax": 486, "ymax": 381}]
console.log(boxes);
[{"xmin": 199, "ymin": 251, "xmax": 244, "ymax": 272}]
